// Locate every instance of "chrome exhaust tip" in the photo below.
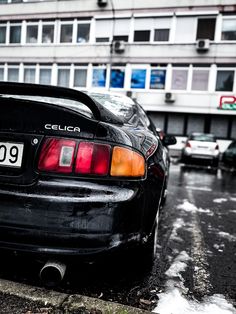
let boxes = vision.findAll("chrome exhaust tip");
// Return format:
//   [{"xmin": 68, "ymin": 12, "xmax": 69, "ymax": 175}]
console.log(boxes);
[{"xmin": 39, "ymin": 260, "xmax": 66, "ymax": 286}]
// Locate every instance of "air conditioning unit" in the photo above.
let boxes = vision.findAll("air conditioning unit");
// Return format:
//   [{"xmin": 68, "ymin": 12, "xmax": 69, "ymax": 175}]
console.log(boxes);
[
  {"xmin": 165, "ymin": 92, "xmax": 175, "ymax": 103},
  {"xmin": 97, "ymin": 0, "xmax": 107, "ymax": 7},
  {"xmin": 196, "ymin": 39, "xmax": 210, "ymax": 52},
  {"xmin": 113, "ymin": 40, "xmax": 125, "ymax": 53}
]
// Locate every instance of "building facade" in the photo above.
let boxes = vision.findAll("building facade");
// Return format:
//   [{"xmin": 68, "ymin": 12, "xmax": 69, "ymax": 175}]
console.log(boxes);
[{"xmin": 0, "ymin": 0, "xmax": 236, "ymax": 139}]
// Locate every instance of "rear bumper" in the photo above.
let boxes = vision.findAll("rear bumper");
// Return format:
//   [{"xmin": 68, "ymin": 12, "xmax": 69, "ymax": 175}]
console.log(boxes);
[{"xmin": 0, "ymin": 177, "xmax": 157, "ymax": 260}]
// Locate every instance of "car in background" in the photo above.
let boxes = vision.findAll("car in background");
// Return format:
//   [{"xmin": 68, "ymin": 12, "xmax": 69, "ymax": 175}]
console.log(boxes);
[
  {"xmin": 221, "ymin": 140, "xmax": 236, "ymax": 170},
  {"xmin": 181, "ymin": 132, "xmax": 220, "ymax": 168},
  {"xmin": 0, "ymin": 82, "xmax": 176, "ymax": 283}
]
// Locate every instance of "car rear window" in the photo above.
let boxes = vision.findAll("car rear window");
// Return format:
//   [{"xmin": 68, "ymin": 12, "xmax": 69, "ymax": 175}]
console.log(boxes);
[
  {"xmin": 190, "ymin": 134, "xmax": 216, "ymax": 142},
  {"xmin": 88, "ymin": 92, "xmax": 135, "ymax": 122}
]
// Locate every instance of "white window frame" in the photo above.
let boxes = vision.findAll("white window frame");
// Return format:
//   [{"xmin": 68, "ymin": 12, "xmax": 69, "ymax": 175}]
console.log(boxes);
[
  {"xmin": 39, "ymin": 65, "xmax": 52, "ymax": 85},
  {"xmin": 7, "ymin": 64, "xmax": 20, "ymax": 82},
  {"xmin": 0, "ymin": 23, "xmax": 7, "ymax": 45},
  {"xmin": 171, "ymin": 66, "xmax": 190, "ymax": 92},
  {"xmin": 220, "ymin": 15, "xmax": 236, "ymax": 42},
  {"xmin": 40, "ymin": 21, "xmax": 55, "ymax": 44},
  {"xmin": 25, "ymin": 21, "xmax": 39, "ymax": 44},
  {"xmin": 23, "ymin": 65, "xmax": 36, "ymax": 83},
  {"xmin": 73, "ymin": 65, "xmax": 88, "ymax": 88},
  {"xmin": 130, "ymin": 64, "xmax": 149, "ymax": 91},
  {"xmin": 191, "ymin": 67, "xmax": 210, "ymax": 92},
  {"xmin": 59, "ymin": 20, "xmax": 74, "ymax": 44},
  {"xmin": 109, "ymin": 65, "xmax": 126, "ymax": 90},
  {"xmin": 9, "ymin": 22, "xmax": 22, "ymax": 44},
  {"xmin": 57, "ymin": 65, "xmax": 71, "ymax": 87},
  {"xmin": 215, "ymin": 67, "xmax": 236, "ymax": 93},
  {"xmin": 76, "ymin": 20, "xmax": 91, "ymax": 44},
  {"xmin": 91, "ymin": 64, "xmax": 108, "ymax": 89},
  {"xmin": 149, "ymin": 66, "xmax": 167, "ymax": 90},
  {"xmin": 0, "ymin": 65, "xmax": 5, "ymax": 81}
]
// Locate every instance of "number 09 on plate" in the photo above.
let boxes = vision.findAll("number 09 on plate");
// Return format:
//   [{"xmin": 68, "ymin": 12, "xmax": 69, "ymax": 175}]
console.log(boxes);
[{"xmin": 0, "ymin": 142, "xmax": 24, "ymax": 168}]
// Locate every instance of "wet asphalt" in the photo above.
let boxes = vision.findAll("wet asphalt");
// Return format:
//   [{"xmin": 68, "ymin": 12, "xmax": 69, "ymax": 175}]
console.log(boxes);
[{"xmin": 0, "ymin": 163, "xmax": 235, "ymax": 312}]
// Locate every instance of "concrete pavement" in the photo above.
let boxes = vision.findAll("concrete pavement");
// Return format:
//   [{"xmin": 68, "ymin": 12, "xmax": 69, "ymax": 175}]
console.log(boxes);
[{"xmin": 0, "ymin": 278, "xmax": 152, "ymax": 314}]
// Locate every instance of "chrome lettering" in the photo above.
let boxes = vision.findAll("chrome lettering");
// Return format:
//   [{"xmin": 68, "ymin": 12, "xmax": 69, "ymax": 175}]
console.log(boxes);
[{"xmin": 44, "ymin": 124, "xmax": 81, "ymax": 133}]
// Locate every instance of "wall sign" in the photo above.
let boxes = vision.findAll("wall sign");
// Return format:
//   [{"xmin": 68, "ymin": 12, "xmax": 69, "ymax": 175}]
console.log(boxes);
[{"xmin": 219, "ymin": 96, "xmax": 236, "ymax": 110}]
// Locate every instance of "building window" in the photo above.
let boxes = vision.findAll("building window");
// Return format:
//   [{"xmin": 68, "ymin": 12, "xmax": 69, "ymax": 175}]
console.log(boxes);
[
  {"xmin": 77, "ymin": 23, "xmax": 90, "ymax": 43},
  {"xmin": 0, "ymin": 68, "xmax": 4, "ymax": 80},
  {"xmin": 42, "ymin": 24, "xmax": 54, "ymax": 43},
  {"xmin": 8, "ymin": 68, "xmax": 19, "ymax": 82},
  {"xmin": 0, "ymin": 26, "xmax": 6, "ymax": 44},
  {"xmin": 9, "ymin": 25, "xmax": 21, "ymax": 43},
  {"xmin": 196, "ymin": 18, "xmax": 216, "ymax": 40},
  {"xmin": 74, "ymin": 68, "xmax": 87, "ymax": 87},
  {"xmin": 221, "ymin": 18, "xmax": 236, "ymax": 40},
  {"xmin": 24, "ymin": 67, "xmax": 36, "ymax": 83},
  {"xmin": 154, "ymin": 29, "xmax": 169, "ymax": 42},
  {"xmin": 60, "ymin": 24, "xmax": 73, "ymax": 43},
  {"xmin": 150, "ymin": 69, "xmax": 166, "ymax": 89},
  {"xmin": 131, "ymin": 69, "xmax": 146, "ymax": 89},
  {"xmin": 110, "ymin": 68, "xmax": 125, "ymax": 88},
  {"xmin": 39, "ymin": 68, "xmax": 51, "ymax": 85},
  {"xmin": 95, "ymin": 19, "xmax": 112, "ymax": 43},
  {"xmin": 191, "ymin": 69, "xmax": 209, "ymax": 91},
  {"xmin": 92, "ymin": 68, "xmax": 106, "ymax": 87},
  {"xmin": 57, "ymin": 68, "xmax": 70, "ymax": 87},
  {"xmin": 26, "ymin": 25, "xmax": 38, "ymax": 43},
  {"xmin": 113, "ymin": 35, "xmax": 128, "ymax": 42},
  {"xmin": 216, "ymin": 70, "xmax": 234, "ymax": 91},
  {"xmin": 96, "ymin": 37, "xmax": 109, "ymax": 42},
  {"xmin": 134, "ymin": 30, "xmax": 150, "ymax": 42},
  {"xmin": 171, "ymin": 69, "xmax": 188, "ymax": 90}
]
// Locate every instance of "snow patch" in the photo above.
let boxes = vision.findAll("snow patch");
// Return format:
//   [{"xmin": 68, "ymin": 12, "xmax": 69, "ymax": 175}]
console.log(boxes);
[
  {"xmin": 153, "ymin": 289, "xmax": 236, "ymax": 314},
  {"xmin": 165, "ymin": 251, "xmax": 191, "ymax": 279},
  {"xmin": 230, "ymin": 197, "xmax": 236, "ymax": 202},
  {"xmin": 170, "ymin": 218, "xmax": 185, "ymax": 242},
  {"xmin": 213, "ymin": 198, "xmax": 227, "ymax": 203},
  {"xmin": 177, "ymin": 200, "xmax": 198, "ymax": 213},
  {"xmin": 218, "ymin": 231, "xmax": 236, "ymax": 242}
]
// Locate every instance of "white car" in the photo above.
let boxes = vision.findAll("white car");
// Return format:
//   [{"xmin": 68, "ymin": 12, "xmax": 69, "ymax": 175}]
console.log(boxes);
[{"xmin": 181, "ymin": 133, "xmax": 220, "ymax": 167}]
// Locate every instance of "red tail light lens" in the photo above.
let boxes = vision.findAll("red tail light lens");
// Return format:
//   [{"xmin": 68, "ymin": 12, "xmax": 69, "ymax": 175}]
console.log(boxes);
[
  {"xmin": 186, "ymin": 141, "xmax": 191, "ymax": 148},
  {"xmin": 75, "ymin": 142, "xmax": 111, "ymax": 175},
  {"xmin": 215, "ymin": 144, "xmax": 219, "ymax": 150},
  {"xmin": 38, "ymin": 138, "xmax": 76, "ymax": 173},
  {"xmin": 38, "ymin": 138, "xmax": 144, "ymax": 177}
]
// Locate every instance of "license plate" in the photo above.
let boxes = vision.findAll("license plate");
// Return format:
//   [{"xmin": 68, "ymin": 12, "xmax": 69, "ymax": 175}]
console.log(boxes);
[{"xmin": 0, "ymin": 142, "xmax": 24, "ymax": 168}]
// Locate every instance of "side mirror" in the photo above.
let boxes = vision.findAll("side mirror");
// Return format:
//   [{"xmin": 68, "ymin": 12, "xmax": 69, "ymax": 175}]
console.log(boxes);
[{"xmin": 162, "ymin": 135, "xmax": 177, "ymax": 146}]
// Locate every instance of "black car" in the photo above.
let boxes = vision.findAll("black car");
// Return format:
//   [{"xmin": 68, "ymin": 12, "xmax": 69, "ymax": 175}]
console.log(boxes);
[
  {"xmin": 0, "ymin": 82, "xmax": 175, "ymax": 283},
  {"xmin": 221, "ymin": 140, "xmax": 236, "ymax": 169}
]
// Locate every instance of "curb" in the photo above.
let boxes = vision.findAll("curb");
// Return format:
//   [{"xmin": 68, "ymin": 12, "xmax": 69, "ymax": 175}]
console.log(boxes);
[{"xmin": 0, "ymin": 279, "xmax": 152, "ymax": 314}]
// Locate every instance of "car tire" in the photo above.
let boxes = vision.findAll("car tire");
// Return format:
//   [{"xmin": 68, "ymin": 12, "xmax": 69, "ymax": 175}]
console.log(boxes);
[{"xmin": 139, "ymin": 214, "xmax": 159, "ymax": 266}]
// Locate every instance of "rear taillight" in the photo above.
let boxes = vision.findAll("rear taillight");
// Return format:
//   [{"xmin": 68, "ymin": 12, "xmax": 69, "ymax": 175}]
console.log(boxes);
[
  {"xmin": 215, "ymin": 144, "xmax": 219, "ymax": 150},
  {"xmin": 186, "ymin": 141, "xmax": 191, "ymax": 148},
  {"xmin": 111, "ymin": 146, "xmax": 145, "ymax": 177},
  {"xmin": 75, "ymin": 142, "xmax": 110, "ymax": 175},
  {"xmin": 38, "ymin": 138, "xmax": 145, "ymax": 177},
  {"xmin": 38, "ymin": 138, "xmax": 76, "ymax": 173}
]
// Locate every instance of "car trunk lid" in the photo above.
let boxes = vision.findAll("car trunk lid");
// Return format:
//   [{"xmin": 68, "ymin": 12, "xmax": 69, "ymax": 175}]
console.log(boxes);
[{"xmin": 0, "ymin": 95, "xmax": 99, "ymax": 185}]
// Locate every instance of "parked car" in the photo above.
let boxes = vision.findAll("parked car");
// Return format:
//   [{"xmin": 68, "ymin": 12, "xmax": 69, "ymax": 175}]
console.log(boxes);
[
  {"xmin": 181, "ymin": 132, "xmax": 220, "ymax": 167},
  {"xmin": 221, "ymin": 140, "xmax": 236, "ymax": 170},
  {"xmin": 0, "ymin": 82, "xmax": 176, "ymax": 284}
]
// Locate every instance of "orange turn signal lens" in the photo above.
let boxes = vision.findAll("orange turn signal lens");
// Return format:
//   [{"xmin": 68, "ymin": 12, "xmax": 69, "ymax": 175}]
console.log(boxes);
[{"xmin": 110, "ymin": 146, "xmax": 145, "ymax": 177}]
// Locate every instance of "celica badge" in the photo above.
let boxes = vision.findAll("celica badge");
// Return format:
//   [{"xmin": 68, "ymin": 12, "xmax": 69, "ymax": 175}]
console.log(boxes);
[{"xmin": 44, "ymin": 124, "xmax": 81, "ymax": 133}]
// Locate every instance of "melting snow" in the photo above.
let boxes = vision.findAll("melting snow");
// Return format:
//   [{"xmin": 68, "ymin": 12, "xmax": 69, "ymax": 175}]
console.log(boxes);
[
  {"xmin": 213, "ymin": 198, "xmax": 228, "ymax": 203},
  {"xmin": 218, "ymin": 231, "xmax": 236, "ymax": 242},
  {"xmin": 153, "ymin": 251, "xmax": 236, "ymax": 314},
  {"xmin": 153, "ymin": 290, "xmax": 236, "ymax": 314},
  {"xmin": 177, "ymin": 200, "xmax": 198, "ymax": 212}
]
